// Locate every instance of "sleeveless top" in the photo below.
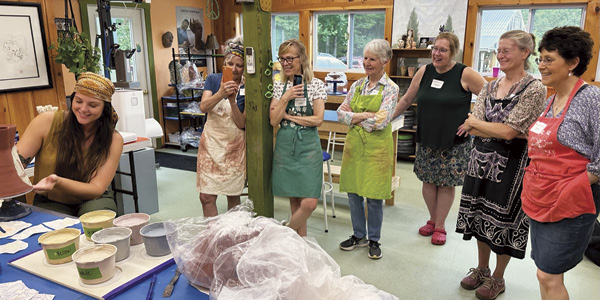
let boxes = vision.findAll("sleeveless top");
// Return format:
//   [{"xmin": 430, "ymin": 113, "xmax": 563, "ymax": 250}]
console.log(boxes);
[
  {"xmin": 33, "ymin": 110, "xmax": 80, "ymax": 203},
  {"xmin": 416, "ymin": 63, "xmax": 472, "ymax": 149}
]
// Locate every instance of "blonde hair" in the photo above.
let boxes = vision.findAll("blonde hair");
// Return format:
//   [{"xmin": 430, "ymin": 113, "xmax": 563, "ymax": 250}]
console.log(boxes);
[
  {"xmin": 500, "ymin": 30, "xmax": 536, "ymax": 71},
  {"xmin": 278, "ymin": 39, "xmax": 313, "ymax": 83},
  {"xmin": 435, "ymin": 32, "xmax": 460, "ymax": 58}
]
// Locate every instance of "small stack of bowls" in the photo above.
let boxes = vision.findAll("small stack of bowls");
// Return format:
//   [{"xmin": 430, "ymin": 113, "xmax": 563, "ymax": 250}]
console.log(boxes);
[
  {"xmin": 79, "ymin": 210, "xmax": 117, "ymax": 241},
  {"xmin": 72, "ymin": 244, "xmax": 118, "ymax": 284},
  {"xmin": 112, "ymin": 213, "xmax": 150, "ymax": 245},
  {"xmin": 140, "ymin": 222, "xmax": 171, "ymax": 257},
  {"xmin": 38, "ymin": 228, "xmax": 81, "ymax": 264},
  {"xmin": 91, "ymin": 227, "xmax": 132, "ymax": 262}
]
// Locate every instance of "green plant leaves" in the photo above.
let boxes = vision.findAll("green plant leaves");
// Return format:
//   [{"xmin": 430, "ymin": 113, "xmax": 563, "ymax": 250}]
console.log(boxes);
[{"xmin": 49, "ymin": 26, "xmax": 101, "ymax": 76}]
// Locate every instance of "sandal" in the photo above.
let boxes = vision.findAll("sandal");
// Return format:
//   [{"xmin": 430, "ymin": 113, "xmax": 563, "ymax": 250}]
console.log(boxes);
[
  {"xmin": 418, "ymin": 220, "xmax": 436, "ymax": 236},
  {"xmin": 431, "ymin": 228, "xmax": 447, "ymax": 245}
]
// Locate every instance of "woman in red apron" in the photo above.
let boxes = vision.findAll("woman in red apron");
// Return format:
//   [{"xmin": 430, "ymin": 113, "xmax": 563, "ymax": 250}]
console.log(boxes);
[{"xmin": 521, "ymin": 27, "xmax": 600, "ymax": 300}]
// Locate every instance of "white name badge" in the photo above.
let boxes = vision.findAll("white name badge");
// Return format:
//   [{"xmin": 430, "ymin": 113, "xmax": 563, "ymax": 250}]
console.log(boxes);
[
  {"xmin": 295, "ymin": 97, "xmax": 307, "ymax": 107},
  {"xmin": 240, "ymin": 88, "xmax": 245, "ymax": 96},
  {"xmin": 530, "ymin": 121, "xmax": 547, "ymax": 134},
  {"xmin": 431, "ymin": 79, "xmax": 444, "ymax": 89}
]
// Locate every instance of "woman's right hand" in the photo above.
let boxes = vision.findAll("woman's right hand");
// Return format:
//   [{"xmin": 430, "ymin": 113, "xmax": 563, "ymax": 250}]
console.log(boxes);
[
  {"xmin": 218, "ymin": 80, "xmax": 237, "ymax": 99},
  {"xmin": 281, "ymin": 84, "xmax": 304, "ymax": 102},
  {"xmin": 32, "ymin": 174, "xmax": 59, "ymax": 194}
]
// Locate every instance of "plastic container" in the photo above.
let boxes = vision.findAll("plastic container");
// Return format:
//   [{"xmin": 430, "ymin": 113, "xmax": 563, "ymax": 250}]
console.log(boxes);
[
  {"xmin": 140, "ymin": 222, "xmax": 171, "ymax": 257},
  {"xmin": 113, "ymin": 213, "xmax": 150, "ymax": 245},
  {"xmin": 38, "ymin": 228, "xmax": 81, "ymax": 264},
  {"xmin": 79, "ymin": 210, "xmax": 117, "ymax": 241},
  {"xmin": 72, "ymin": 244, "xmax": 118, "ymax": 284},
  {"xmin": 91, "ymin": 227, "xmax": 132, "ymax": 262}
]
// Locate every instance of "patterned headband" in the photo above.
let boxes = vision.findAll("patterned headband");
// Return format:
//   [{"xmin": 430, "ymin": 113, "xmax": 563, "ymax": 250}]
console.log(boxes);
[
  {"xmin": 225, "ymin": 41, "xmax": 244, "ymax": 59},
  {"xmin": 73, "ymin": 72, "xmax": 115, "ymax": 102}
]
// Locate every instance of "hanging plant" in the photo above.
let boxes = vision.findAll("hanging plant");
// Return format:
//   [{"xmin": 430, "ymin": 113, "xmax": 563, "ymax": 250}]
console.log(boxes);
[{"xmin": 49, "ymin": 26, "xmax": 102, "ymax": 77}]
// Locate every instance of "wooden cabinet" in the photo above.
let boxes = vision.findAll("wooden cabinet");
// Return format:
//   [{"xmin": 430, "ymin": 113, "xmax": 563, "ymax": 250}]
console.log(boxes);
[{"xmin": 389, "ymin": 48, "xmax": 431, "ymax": 160}]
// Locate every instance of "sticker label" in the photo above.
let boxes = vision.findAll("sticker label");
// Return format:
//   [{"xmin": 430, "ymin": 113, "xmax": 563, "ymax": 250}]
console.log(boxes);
[
  {"xmin": 83, "ymin": 227, "xmax": 102, "ymax": 238},
  {"xmin": 530, "ymin": 121, "xmax": 547, "ymax": 134},
  {"xmin": 240, "ymin": 88, "xmax": 245, "ymax": 96},
  {"xmin": 295, "ymin": 97, "xmax": 306, "ymax": 107},
  {"xmin": 77, "ymin": 267, "xmax": 103, "ymax": 280},
  {"xmin": 46, "ymin": 243, "xmax": 76, "ymax": 260},
  {"xmin": 431, "ymin": 79, "xmax": 444, "ymax": 89}
]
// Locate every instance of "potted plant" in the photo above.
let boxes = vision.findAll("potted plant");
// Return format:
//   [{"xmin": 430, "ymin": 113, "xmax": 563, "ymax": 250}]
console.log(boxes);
[{"xmin": 50, "ymin": 26, "xmax": 102, "ymax": 78}]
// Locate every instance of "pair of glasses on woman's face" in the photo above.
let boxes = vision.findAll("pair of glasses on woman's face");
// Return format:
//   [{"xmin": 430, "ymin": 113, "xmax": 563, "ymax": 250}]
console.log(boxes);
[
  {"xmin": 277, "ymin": 56, "xmax": 299, "ymax": 64},
  {"xmin": 431, "ymin": 46, "xmax": 449, "ymax": 54},
  {"xmin": 535, "ymin": 57, "xmax": 556, "ymax": 66}
]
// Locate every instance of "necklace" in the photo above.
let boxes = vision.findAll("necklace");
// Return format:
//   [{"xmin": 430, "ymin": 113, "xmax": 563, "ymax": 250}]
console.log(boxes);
[{"xmin": 552, "ymin": 95, "xmax": 567, "ymax": 116}]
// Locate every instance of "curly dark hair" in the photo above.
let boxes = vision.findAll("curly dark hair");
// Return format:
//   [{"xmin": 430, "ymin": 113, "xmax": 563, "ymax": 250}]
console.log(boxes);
[{"xmin": 538, "ymin": 26, "xmax": 593, "ymax": 76}]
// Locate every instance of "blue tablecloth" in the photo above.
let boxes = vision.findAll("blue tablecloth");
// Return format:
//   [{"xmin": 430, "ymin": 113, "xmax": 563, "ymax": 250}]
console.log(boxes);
[{"xmin": 0, "ymin": 207, "xmax": 209, "ymax": 299}]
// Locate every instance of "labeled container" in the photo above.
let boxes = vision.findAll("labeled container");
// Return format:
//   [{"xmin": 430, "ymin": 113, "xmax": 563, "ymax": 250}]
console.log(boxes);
[
  {"xmin": 72, "ymin": 244, "xmax": 118, "ymax": 284},
  {"xmin": 38, "ymin": 228, "xmax": 81, "ymax": 264},
  {"xmin": 91, "ymin": 227, "xmax": 132, "ymax": 262},
  {"xmin": 79, "ymin": 210, "xmax": 117, "ymax": 241},
  {"xmin": 113, "ymin": 213, "xmax": 150, "ymax": 245},
  {"xmin": 140, "ymin": 222, "xmax": 171, "ymax": 257}
]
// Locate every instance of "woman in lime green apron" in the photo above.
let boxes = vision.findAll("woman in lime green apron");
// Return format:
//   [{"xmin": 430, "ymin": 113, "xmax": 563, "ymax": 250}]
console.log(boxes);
[
  {"xmin": 337, "ymin": 39, "xmax": 399, "ymax": 259},
  {"xmin": 270, "ymin": 39, "xmax": 327, "ymax": 237}
]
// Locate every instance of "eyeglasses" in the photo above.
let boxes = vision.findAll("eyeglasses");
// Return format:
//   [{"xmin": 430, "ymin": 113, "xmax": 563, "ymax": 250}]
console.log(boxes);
[
  {"xmin": 277, "ymin": 56, "xmax": 300, "ymax": 64},
  {"xmin": 432, "ymin": 46, "xmax": 449, "ymax": 54},
  {"xmin": 535, "ymin": 57, "xmax": 555, "ymax": 66},
  {"xmin": 496, "ymin": 48, "xmax": 515, "ymax": 55}
]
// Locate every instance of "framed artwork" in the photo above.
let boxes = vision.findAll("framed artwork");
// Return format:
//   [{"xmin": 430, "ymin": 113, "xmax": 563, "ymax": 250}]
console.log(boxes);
[{"xmin": 0, "ymin": 1, "xmax": 53, "ymax": 93}]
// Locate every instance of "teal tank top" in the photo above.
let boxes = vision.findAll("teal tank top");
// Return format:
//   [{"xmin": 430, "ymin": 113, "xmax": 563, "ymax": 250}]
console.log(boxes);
[{"xmin": 415, "ymin": 63, "xmax": 472, "ymax": 149}]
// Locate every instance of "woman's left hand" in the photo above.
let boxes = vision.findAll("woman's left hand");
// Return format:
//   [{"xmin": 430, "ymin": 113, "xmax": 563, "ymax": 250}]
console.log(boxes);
[
  {"xmin": 339, "ymin": 103, "xmax": 353, "ymax": 112},
  {"xmin": 32, "ymin": 174, "xmax": 59, "ymax": 194}
]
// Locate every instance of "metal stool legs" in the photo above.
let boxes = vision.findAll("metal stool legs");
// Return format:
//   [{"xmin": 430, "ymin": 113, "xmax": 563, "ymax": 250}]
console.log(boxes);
[{"xmin": 322, "ymin": 155, "xmax": 335, "ymax": 232}]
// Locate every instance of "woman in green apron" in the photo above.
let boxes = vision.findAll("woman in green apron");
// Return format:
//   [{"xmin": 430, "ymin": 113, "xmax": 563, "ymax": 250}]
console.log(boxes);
[
  {"xmin": 337, "ymin": 39, "xmax": 399, "ymax": 259},
  {"xmin": 270, "ymin": 39, "xmax": 327, "ymax": 237}
]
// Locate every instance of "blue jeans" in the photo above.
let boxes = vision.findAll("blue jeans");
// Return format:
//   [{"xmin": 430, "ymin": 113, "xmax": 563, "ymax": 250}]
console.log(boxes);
[{"xmin": 348, "ymin": 193, "xmax": 383, "ymax": 242}]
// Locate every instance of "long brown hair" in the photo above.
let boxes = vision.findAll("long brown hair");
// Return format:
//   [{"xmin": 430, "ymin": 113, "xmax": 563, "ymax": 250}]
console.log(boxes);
[{"xmin": 54, "ymin": 93, "xmax": 115, "ymax": 182}]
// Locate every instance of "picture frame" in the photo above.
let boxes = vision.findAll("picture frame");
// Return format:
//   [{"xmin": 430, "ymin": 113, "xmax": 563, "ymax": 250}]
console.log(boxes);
[{"xmin": 0, "ymin": 1, "xmax": 53, "ymax": 93}]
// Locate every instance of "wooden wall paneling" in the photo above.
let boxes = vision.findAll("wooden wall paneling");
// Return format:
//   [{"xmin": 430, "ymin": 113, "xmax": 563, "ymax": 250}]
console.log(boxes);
[
  {"xmin": 7, "ymin": 92, "xmax": 35, "ymax": 134},
  {"xmin": 299, "ymin": 10, "xmax": 311, "ymax": 56},
  {"xmin": 0, "ymin": 95, "xmax": 8, "ymax": 125},
  {"xmin": 463, "ymin": 1, "xmax": 479, "ymax": 67},
  {"xmin": 384, "ymin": 7, "xmax": 393, "ymax": 76},
  {"xmin": 273, "ymin": 1, "xmax": 392, "ymax": 12},
  {"xmin": 584, "ymin": 1, "xmax": 599, "ymax": 82}
]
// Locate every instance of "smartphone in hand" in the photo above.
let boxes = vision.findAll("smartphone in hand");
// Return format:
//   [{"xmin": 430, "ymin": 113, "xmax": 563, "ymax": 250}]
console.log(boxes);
[
  {"xmin": 222, "ymin": 66, "xmax": 233, "ymax": 83},
  {"xmin": 293, "ymin": 74, "xmax": 303, "ymax": 86}
]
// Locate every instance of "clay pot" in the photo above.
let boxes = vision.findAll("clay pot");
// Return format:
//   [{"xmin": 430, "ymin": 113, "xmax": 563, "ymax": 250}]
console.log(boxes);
[
  {"xmin": 400, "ymin": 66, "xmax": 408, "ymax": 76},
  {"xmin": 0, "ymin": 125, "xmax": 32, "ymax": 198},
  {"xmin": 408, "ymin": 67, "xmax": 416, "ymax": 77}
]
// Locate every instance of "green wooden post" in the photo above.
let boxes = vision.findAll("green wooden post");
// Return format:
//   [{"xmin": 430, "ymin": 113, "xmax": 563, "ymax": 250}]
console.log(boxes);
[{"xmin": 242, "ymin": 2, "xmax": 273, "ymax": 217}]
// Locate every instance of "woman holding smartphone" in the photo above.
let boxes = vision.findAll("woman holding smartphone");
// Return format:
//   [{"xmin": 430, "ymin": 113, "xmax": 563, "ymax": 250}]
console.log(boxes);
[
  {"xmin": 196, "ymin": 36, "xmax": 246, "ymax": 217},
  {"xmin": 270, "ymin": 39, "xmax": 327, "ymax": 236}
]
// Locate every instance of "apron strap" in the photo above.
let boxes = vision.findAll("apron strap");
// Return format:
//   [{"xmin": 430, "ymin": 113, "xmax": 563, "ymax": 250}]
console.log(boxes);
[{"xmin": 290, "ymin": 126, "xmax": 303, "ymax": 156}]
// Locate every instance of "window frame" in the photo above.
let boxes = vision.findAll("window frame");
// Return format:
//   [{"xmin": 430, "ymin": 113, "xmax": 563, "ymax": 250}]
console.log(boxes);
[
  {"xmin": 473, "ymin": 4, "xmax": 586, "ymax": 76},
  {"xmin": 312, "ymin": 9, "xmax": 386, "ymax": 73}
]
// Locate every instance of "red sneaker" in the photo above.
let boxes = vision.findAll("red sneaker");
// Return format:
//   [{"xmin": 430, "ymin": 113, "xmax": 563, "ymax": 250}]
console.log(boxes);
[
  {"xmin": 460, "ymin": 267, "xmax": 491, "ymax": 290},
  {"xmin": 475, "ymin": 277, "xmax": 505, "ymax": 300}
]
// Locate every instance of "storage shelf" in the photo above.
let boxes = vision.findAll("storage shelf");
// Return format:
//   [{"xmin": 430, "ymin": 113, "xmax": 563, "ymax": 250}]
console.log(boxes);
[
  {"xmin": 399, "ymin": 128, "xmax": 416, "ymax": 133},
  {"xmin": 390, "ymin": 75, "xmax": 415, "ymax": 79}
]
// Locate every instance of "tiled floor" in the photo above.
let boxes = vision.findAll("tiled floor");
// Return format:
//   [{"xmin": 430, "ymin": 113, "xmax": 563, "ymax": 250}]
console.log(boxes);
[{"xmin": 152, "ymin": 148, "xmax": 600, "ymax": 299}]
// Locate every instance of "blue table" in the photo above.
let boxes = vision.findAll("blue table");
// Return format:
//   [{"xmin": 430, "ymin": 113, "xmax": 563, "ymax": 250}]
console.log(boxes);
[{"xmin": 0, "ymin": 207, "xmax": 209, "ymax": 299}]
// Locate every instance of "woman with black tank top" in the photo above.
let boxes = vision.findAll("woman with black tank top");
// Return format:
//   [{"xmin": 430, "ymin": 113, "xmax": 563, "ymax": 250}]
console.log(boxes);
[{"xmin": 393, "ymin": 32, "xmax": 486, "ymax": 246}]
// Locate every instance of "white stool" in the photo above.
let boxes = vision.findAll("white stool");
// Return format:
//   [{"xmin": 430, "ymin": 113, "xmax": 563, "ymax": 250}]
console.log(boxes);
[
  {"xmin": 326, "ymin": 132, "xmax": 345, "ymax": 162},
  {"xmin": 322, "ymin": 151, "xmax": 335, "ymax": 232}
]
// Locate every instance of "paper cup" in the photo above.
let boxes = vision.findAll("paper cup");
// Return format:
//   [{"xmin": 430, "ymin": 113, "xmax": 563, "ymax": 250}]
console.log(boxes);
[
  {"xmin": 113, "ymin": 213, "xmax": 150, "ymax": 245},
  {"xmin": 79, "ymin": 210, "xmax": 116, "ymax": 241},
  {"xmin": 38, "ymin": 228, "xmax": 81, "ymax": 264},
  {"xmin": 72, "ymin": 244, "xmax": 118, "ymax": 284}
]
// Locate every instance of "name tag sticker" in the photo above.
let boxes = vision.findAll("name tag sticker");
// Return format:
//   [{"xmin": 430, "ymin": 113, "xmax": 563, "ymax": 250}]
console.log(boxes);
[
  {"xmin": 530, "ymin": 121, "xmax": 547, "ymax": 134},
  {"xmin": 295, "ymin": 97, "xmax": 307, "ymax": 107},
  {"xmin": 240, "ymin": 88, "xmax": 245, "ymax": 96},
  {"xmin": 431, "ymin": 79, "xmax": 444, "ymax": 89}
]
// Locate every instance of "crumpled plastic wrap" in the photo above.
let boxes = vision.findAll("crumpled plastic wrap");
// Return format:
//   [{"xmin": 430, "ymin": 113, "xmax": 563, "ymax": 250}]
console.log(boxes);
[
  {"xmin": 179, "ymin": 127, "xmax": 201, "ymax": 148},
  {"xmin": 183, "ymin": 101, "xmax": 202, "ymax": 114},
  {"xmin": 164, "ymin": 200, "xmax": 398, "ymax": 300}
]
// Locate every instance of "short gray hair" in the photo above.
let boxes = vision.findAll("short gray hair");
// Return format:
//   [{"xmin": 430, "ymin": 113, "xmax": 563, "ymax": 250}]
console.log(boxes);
[{"xmin": 363, "ymin": 39, "xmax": 392, "ymax": 62}]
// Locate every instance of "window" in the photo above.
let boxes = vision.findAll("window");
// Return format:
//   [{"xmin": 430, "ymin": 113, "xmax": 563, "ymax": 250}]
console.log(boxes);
[
  {"xmin": 474, "ymin": 6, "xmax": 584, "ymax": 75},
  {"xmin": 313, "ymin": 11, "xmax": 385, "ymax": 71},
  {"xmin": 271, "ymin": 13, "xmax": 299, "ymax": 60}
]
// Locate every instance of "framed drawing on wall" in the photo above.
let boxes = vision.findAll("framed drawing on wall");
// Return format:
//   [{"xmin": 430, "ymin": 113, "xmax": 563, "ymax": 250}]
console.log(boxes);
[{"xmin": 0, "ymin": 1, "xmax": 53, "ymax": 93}]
